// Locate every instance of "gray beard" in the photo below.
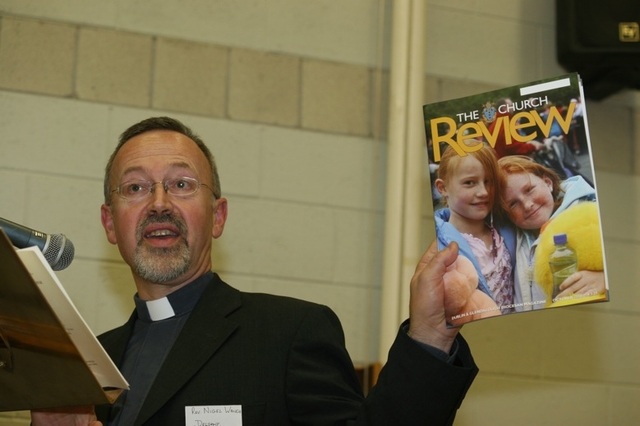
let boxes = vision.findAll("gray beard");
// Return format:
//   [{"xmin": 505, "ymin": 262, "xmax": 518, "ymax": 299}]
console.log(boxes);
[
  {"xmin": 133, "ymin": 242, "xmax": 191, "ymax": 283},
  {"xmin": 133, "ymin": 214, "xmax": 190, "ymax": 283}
]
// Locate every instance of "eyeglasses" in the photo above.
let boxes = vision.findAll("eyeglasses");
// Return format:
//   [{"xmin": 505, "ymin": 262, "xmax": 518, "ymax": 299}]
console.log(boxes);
[{"xmin": 111, "ymin": 176, "xmax": 215, "ymax": 202}]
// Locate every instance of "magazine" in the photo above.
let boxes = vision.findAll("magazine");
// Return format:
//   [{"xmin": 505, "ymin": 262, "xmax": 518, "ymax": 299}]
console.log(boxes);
[{"xmin": 423, "ymin": 73, "xmax": 609, "ymax": 327}]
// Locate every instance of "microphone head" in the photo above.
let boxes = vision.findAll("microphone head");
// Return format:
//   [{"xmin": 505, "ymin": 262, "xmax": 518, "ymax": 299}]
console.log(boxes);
[{"xmin": 44, "ymin": 234, "xmax": 75, "ymax": 271}]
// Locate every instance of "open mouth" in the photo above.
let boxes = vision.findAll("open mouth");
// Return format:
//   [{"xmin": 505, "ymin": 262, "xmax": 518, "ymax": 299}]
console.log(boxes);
[
  {"xmin": 145, "ymin": 228, "xmax": 179, "ymax": 238},
  {"xmin": 138, "ymin": 216, "xmax": 186, "ymax": 247}
]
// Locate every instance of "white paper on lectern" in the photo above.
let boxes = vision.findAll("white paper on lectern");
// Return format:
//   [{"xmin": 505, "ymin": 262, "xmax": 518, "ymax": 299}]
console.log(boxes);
[{"xmin": 16, "ymin": 246, "xmax": 129, "ymax": 391}]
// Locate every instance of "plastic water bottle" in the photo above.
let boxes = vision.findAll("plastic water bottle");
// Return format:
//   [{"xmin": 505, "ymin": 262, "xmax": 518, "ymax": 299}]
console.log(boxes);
[{"xmin": 548, "ymin": 233, "xmax": 578, "ymax": 300}]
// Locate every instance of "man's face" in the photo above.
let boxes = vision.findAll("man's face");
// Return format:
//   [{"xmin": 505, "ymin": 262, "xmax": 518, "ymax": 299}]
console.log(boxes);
[{"xmin": 101, "ymin": 130, "xmax": 227, "ymax": 293}]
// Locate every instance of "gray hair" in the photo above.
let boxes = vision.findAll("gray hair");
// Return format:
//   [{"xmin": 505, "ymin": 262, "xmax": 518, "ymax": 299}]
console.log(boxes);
[{"xmin": 103, "ymin": 116, "xmax": 221, "ymax": 204}]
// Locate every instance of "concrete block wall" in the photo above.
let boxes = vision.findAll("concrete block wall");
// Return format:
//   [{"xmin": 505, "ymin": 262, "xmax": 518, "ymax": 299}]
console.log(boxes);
[{"xmin": 0, "ymin": 1, "xmax": 639, "ymax": 425}]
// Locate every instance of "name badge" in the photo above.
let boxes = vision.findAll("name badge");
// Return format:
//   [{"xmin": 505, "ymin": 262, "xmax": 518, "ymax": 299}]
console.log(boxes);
[{"xmin": 185, "ymin": 405, "xmax": 242, "ymax": 426}]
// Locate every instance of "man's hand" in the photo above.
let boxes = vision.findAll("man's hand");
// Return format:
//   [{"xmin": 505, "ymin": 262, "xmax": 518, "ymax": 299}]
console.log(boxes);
[
  {"xmin": 408, "ymin": 241, "xmax": 461, "ymax": 354},
  {"xmin": 31, "ymin": 406, "xmax": 102, "ymax": 426}
]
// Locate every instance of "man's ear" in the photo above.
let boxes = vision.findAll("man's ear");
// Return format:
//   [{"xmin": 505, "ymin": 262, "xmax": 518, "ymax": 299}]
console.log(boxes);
[
  {"xmin": 101, "ymin": 204, "xmax": 118, "ymax": 245},
  {"xmin": 212, "ymin": 198, "xmax": 228, "ymax": 239}
]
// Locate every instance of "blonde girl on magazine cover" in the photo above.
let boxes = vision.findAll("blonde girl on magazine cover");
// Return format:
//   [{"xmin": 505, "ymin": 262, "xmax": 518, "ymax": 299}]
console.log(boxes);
[{"xmin": 434, "ymin": 142, "xmax": 516, "ymax": 324}]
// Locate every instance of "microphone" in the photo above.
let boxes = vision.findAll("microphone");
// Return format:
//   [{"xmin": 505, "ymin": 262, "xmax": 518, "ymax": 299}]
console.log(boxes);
[{"xmin": 0, "ymin": 217, "xmax": 75, "ymax": 270}]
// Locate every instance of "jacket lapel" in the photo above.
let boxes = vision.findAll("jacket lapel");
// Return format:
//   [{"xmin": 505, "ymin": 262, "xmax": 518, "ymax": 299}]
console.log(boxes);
[
  {"xmin": 134, "ymin": 274, "xmax": 242, "ymax": 425},
  {"xmin": 95, "ymin": 316, "xmax": 136, "ymax": 422}
]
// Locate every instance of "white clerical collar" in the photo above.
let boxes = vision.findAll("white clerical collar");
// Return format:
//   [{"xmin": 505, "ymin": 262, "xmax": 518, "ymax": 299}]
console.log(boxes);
[{"xmin": 146, "ymin": 297, "xmax": 176, "ymax": 321}]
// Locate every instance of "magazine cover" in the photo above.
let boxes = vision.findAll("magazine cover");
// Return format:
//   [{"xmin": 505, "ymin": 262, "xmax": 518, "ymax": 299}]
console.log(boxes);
[{"xmin": 423, "ymin": 73, "xmax": 609, "ymax": 327}]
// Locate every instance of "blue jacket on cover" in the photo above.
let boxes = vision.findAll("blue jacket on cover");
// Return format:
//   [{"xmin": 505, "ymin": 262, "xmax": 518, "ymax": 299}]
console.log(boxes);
[{"xmin": 434, "ymin": 208, "xmax": 516, "ymax": 300}]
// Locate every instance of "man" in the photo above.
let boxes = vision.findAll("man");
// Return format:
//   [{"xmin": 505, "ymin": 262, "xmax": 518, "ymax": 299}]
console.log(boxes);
[{"xmin": 32, "ymin": 116, "xmax": 477, "ymax": 425}]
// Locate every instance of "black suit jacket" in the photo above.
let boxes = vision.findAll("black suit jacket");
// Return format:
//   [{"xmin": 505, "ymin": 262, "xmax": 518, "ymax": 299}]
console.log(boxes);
[{"xmin": 96, "ymin": 273, "xmax": 477, "ymax": 425}]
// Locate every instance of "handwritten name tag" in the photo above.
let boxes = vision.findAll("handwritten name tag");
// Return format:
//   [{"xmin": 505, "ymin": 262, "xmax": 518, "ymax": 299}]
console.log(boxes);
[{"xmin": 185, "ymin": 405, "xmax": 242, "ymax": 426}]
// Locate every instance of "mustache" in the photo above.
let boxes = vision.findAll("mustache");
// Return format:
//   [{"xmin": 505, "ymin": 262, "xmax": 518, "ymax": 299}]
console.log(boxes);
[{"xmin": 136, "ymin": 214, "xmax": 188, "ymax": 242}]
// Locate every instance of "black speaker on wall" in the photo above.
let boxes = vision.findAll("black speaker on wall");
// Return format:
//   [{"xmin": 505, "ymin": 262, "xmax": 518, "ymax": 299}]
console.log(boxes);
[{"xmin": 556, "ymin": 0, "xmax": 640, "ymax": 100}]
